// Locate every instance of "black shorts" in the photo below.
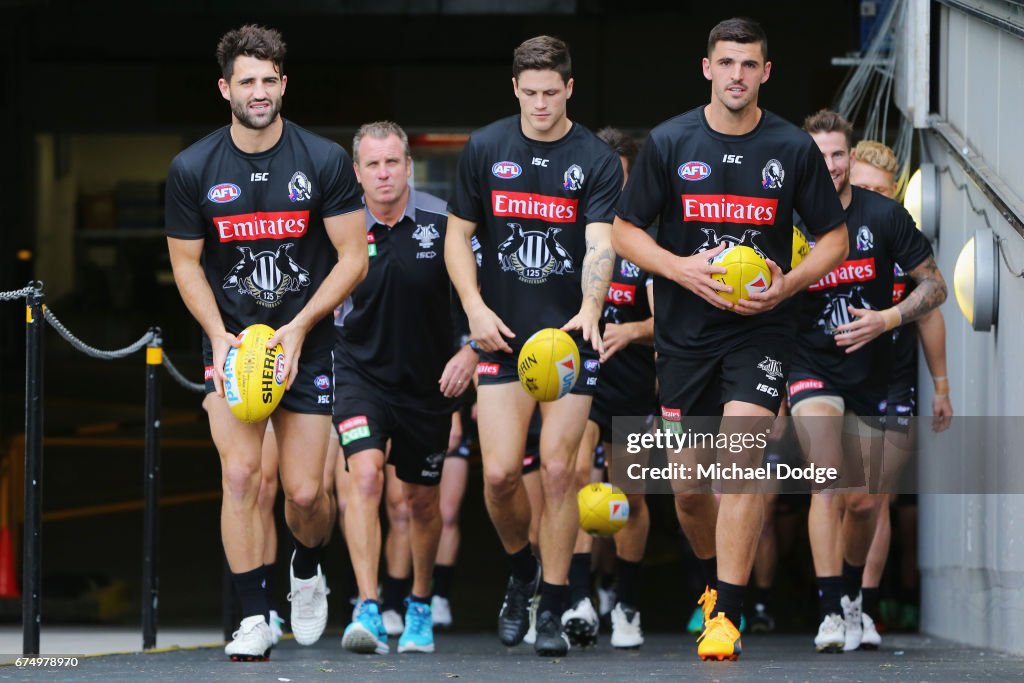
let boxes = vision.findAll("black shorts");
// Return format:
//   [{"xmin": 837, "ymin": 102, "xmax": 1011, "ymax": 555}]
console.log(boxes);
[
  {"xmin": 787, "ymin": 371, "xmax": 886, "ymax": 420},
  {"xmin": 590, "ymin": 391, "xmax": 657, "ymax": 445},
  {"xmin": 333, "ymin": 374, "xmax": 450, "ymax": 487},
  {"xmin": 879, "ymin": 381, "xmax": 916, "ymax": 430},
  {"xmin": 657, "ymin": 334, "xmax": 791, "ymax": 418},
  {"xmin": 203, "ymin": 335, "xmax": 334, "ymax": 415},
  {"xmin": 475, "ymin": 342, "xmax": 600, "ymax": 397}
]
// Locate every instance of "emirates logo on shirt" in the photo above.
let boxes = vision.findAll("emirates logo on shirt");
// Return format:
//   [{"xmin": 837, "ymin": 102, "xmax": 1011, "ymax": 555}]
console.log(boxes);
[
  {"xmin": 606, "ymin": 282, "xmax": 636, "ymax": 305},
  {"xmin": 214, "ymin": 211, "xmax": 310, "ymax": 242},
  {"xmin": 681, "ymin": 194, "xmax": 778, "ymax": 225},
  {"xmin": 492, "ymin": 191, "xmax": 578, "ymax": 223},
  {"xmin": 807, "ymin": 257, "xmax": 877, "ymax": 291}
]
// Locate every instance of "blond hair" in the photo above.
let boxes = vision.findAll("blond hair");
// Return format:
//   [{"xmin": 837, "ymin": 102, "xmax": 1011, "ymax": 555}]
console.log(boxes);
[{"xmin": 853, "ymin": 140, "xmax": 898, "ymax": 174}]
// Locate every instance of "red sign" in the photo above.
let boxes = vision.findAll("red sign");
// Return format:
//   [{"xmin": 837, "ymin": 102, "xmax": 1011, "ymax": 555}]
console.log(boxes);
[
  {"xmin": 807, "ymin": 257, "xmax": 877, "ymax": 291},
  {"xmin": 492, "ymin": 191, "xmax": 578, "ymax": 223},
  {"xmin": 204, "ymin": 366, "xmax": 214, "ymax": 381},
  {"xmin": 661, "ymin": 406, "xmax": 681, "ymax": 421},
  {"xmin": 606, "ymin": 282, "xmax": 636, "ymax": 305},
  {"xmin": 338, "ymin": 416, "xmax": 368, "ymax": 433},
  {"xmin": 215, "ymin": 210, "xmax": 310, "ymax": 242},
  {"xmin": 893, "ymin": 282, "xmax": 907, "ymax": 304},
  {"xmin": 682, "ymin": 194, "xmax": 778, "ymax": 225},
  {"xmin": 477, "ymin": 362, "xmax": 500, "ymax": 376}
]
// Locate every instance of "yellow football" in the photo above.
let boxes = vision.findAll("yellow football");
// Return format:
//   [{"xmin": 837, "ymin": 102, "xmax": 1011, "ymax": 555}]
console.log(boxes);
[
  {"xmin": 578, "ymin": 483, "xmax": 630, "ymax": 536},
  {"xmin": 517, "ymin": 328, "xmax": 580, "ymax": 402},
  {"xmin": 792, "ymin": 226, "xmax": 811, "ymax": 268},
  {"xmin": 710, "ymin": 245, "xmax": 772, "ymax": 305},
  {"xmin": 223, "ymin": 323, "xmax": 286, "ymax": 423}
]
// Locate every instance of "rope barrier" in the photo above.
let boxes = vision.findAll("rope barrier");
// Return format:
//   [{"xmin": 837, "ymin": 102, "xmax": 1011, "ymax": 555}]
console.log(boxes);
[
  {"xmin": 0, "ymin": 282, "xmax": 41, "ymax": 301},
  {"xmin": 43, "ymin": 307, "xmax": 156, "ymax": 360},
  {"xmin": 162, "ymin": 352, "xmax": 205, "ymax": 393}
]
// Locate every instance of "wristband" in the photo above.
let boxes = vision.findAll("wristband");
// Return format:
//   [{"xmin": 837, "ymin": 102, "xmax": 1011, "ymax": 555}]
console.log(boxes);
[
  {"xmin": 880, "ymin": 307, "xmax": 902, "ymax": 332},
  {"xmin": 934, "ymin": 377, "xmax": 950, "ymax": 395}
]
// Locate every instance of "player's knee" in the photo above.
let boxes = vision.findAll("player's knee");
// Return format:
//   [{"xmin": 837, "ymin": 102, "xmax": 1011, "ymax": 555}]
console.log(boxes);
[
  {"xmin": 222, "ymin": 458, "xmax": 261, "ymax": 502},
  {"xmin": 626, "ymin": 493, "xmax": 647, "ymax": 514},
  {"xmin": 845, "ymin": 493, "xmax": 880, "ymax": 520},
  {"xmin": 540, "ymin": 459, "xmax": 573, "ymax": 497},
  {"xmin": 483, "ymin": 464, "xmax": 519, "ymax": 500},
  {"xmin": 673, "ymin": 491, "xmax": 706, "ymax": 514},
  {"xmin": 405, "ymin": 486, "xmax": 439, "ymax": 519},
  {"xmin": 349, "ymin": 465, "xmax": 384, "ymax": 501},
  {"xmin": 440, "ymin": 500, "xmax": 460, "ymax": 528},
  {"xmin": 284, "ymin": 480, "xmax": 325, "ymax": 512}
]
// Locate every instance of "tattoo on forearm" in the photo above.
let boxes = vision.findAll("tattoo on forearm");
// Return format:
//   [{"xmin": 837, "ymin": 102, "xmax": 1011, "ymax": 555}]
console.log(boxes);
[
  {"xmin": 582, "ymin": 244, "xmax": 615, "ymax": 309},
  {"xmin": 898, "ymin": 257, "xmax": 948, "ymax": 324}
]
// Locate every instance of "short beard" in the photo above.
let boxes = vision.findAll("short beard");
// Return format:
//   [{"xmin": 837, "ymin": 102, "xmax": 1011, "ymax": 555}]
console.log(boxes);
[{"xmin": 231, "ymin": 98, "xmax": 282, "ymax": 130}]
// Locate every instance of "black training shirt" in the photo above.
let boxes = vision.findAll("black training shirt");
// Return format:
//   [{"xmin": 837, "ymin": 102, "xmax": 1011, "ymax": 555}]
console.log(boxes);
[
  {"xmin": 335, "ymin": 189, "xmax": 455, "ymax": 406},
  {"xmin": 600, "ymin": 255, "xmax": 655, "ymax": 399},
  {"xmin": 165, "ymin": 120, "xmax": 362, "ymax": 351},
  {"xmin": 449, "ymin": 115, "xmax": 623, "ymax": 346},
  {"xmin": 615, "ymin": 107, "xmax": 845, "ymax": 355},
  {"xmin": 794, "ymin": 186, "xmax": 932, "ymax": 390}
]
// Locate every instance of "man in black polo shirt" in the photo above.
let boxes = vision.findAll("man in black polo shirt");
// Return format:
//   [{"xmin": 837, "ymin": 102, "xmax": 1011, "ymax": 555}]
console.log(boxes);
[
  {"xmin": 445, "ymin": 35, "xmax": 621, "ymax": 657},
  {"xmin": 612, "ymin": 18, "xmax": 849, "ymax": 661},
  {"xmin": 337, "ymin": 121, "xmax": 477, "ymax": 656},
  {"xmin": 165, "ymin": 25, "xmax": 367, "ymax": 661}
]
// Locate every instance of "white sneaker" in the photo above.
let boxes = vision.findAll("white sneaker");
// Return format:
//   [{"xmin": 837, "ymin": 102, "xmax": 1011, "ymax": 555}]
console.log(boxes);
[
  {"xmin": 268, "ymin": 609, "xmax": 285, "ymax": 646},
  {"xmin": 561, "ymin": 597, "xmax": 599, "ymax": 647},
  {"xmin": 841, "ymin": 594, "xmax": 863, "ymax": 652},
  {"xmin": 287, "ymin": 553, "xmax": 330, "ymax": 646},
  {"xmin": 814, "ymin": 613, "xmax": 846, "ymax": 653},
  {"xmin": 597, "ymin": 587, "xmax": 616, "ymax": 619},
  {"xmin": 431, "ymin": 595, "xmax": 453, "ymax": 628},
  {"xmin": 610, "ymin": 603, "xmax": 644, "ymax": 649},
  {"xmin": 382, "ymin": 608, "xmax": 405, "ymax": 637},
  {"xmin": 225, "ymin": 615, "xmax": 273, "ymax": 661},
  {"xmin": 523, "ymin": 595, "xmax": 540, "ymax": 645},
  {"xmin": 860, "ymin": 611, "xmax": 881, "ymax": 650}
]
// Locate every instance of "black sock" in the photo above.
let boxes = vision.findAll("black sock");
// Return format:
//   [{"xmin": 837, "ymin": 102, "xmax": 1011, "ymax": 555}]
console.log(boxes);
[
  {"xmin": 382, "ymin": 574, "xmax": 409, "ymax": 612},
  {"xmin": 817, "ymin": 576, "xmax": 843, "ymax": 619},
  {"xmin": 755, "ymin": 586, "xmax": 771, "ymax": 609},
  {"xmin": 433, "ymin": 564, "xmax": 455, "ymax": 599},
  {"xmin": 233, "ymin": 565, "xmax": 270, "ymax": 624},
  {"xmin": 409, "ymin": 593, "xmax": 431, "ymax": 605},
  {"xmin": 862, "ymin": 586, "xmax": 880, "ymax": 620},
  {"xmin": 599, "ymin": 572, "xmax": 616, "ymax": 590},
  {"xmin": 714, "ymin": 580, "xmax": 745, "ymax": 627},
  {"xmin": 263, "ymin": 563, "xmax": 276, "ymax": 612},
  {"xmin": 509, "ymin": 543, "xmax": 538, "ymax": 583},
  {"xmin": 616, "ymin": 558, "xmax": 640, "ymax": 609},
  {"xmin": 698, "ymin": 556, "xmax": 718, "ymax": 590},
  {"xmin": 538, "ymin": 581, "xmax": 568, "ymax": 617},
  {"xmin": 568, "ymin": 553, "xmax": 591, "ymax": 606},
  {"xmin": 290, "ymin": 536, "xmax": 322, "ymax": 580},
  {"xmin": 842, "ymin": 561, "xmax": 864, "ymax": 601}
]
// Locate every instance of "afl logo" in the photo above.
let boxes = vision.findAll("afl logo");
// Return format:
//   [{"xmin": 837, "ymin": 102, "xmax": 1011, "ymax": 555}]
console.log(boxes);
[
  {"xmin": 313, "ymin": 374, "xmax": 330, "ymax": 390},
  {"xmin": 492, "ymin": 161, "xmax": 522, "ymax": 179},
  {"xmin": 677, "ymin": 161, "xmax": 711, "ymax": 182},
  {"xmin": 208, "ymin": 183, "xmax": 241, "ymax": 203}
]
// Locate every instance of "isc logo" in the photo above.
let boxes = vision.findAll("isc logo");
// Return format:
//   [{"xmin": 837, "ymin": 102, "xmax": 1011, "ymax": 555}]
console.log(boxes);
[
  {"xmin": 491, "ymin": 161, "xmax": 522, "ymax": 179},
  {"xmin": 722, "ymin": 154, "xmax": 744, "ymax": 164},
  {"xmin": 756, "ymin": 383, "xmax": 779, "ymax": 397},
  {"xmin": 208, "ymin": 183, "xmax": 241, "ymax": 203},
  {"xmin": 677, "ymin": 161, "xmax": 711, "ymax": 182}
]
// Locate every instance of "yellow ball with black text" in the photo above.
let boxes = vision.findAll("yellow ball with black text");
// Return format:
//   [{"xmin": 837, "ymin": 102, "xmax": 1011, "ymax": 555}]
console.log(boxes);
[
  {"xmin": 710, "ymin": 245, "xmax": 771, "ymax": 305},
  {"xmin": 578, "ymin": 483, "xmax": 630, "ymax": 536},
  {"xmin": 517, "ymin": 328, "xmax": 580, "ymax": 402},
  {"xmin": 223, "ymin": 323, "xmax": 286, "ymax": 423},
  {"xmin": 792, "ymin": 226, "xmax": 811, "ymax": 268}
]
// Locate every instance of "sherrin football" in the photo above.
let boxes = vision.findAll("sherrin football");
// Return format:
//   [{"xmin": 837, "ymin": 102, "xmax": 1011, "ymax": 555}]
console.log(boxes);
[
  {"xmin": 223, "ymin": 323, "xmax": 286, "ymax": 423},
  {"xmin": 578, "ymin": 483, "xmax": 630, "ymax": 536},
  {"xmin": 517, "ymin": 328, "xmax": 580, "ymax": 402},
  {"xmin": 710, "ymin": 245, "xmax": 772, "ymax": 306},
  {"xmin": 792, "ymin": 226, "xmax": 811, "ymax": 268}
]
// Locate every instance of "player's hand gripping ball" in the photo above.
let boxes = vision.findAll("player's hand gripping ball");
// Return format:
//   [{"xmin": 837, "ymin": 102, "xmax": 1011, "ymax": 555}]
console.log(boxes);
[
  {"xmin": 792, "ymin": 226, "xmax": 811, "ymax": 268},
  {"xmin": 578, "ymin": 483, "xmax": 630, "ymax": 536},
  {"xmin": 710, "ymin": 245, "xmax": 772, "ymax": 305},
  {"xmin": 517, "ymin": 328, "xmax": 580, "ymax": 402},
  {"xmin": 223, "ymin": 323, "xmax": 286, "ymax": 423}
]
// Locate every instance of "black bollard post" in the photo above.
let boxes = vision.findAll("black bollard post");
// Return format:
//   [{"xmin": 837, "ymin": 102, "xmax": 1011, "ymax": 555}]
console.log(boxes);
[
  {"xmin": 22, "ymin": 288, "xmax": 44, "ymax": 656},
  {"xmin": 142, "ymin": 328, "xmax": 162, "ymax": 650}
]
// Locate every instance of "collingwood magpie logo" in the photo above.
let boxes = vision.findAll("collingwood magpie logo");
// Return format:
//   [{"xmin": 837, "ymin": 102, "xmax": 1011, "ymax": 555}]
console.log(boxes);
[
  {"xmin": 816, "ymin": 286, "xmax": 870, "ymax": 336},
  {"xmin": 692, "ymin": 227, "xmax": 766, "ymax": 259},
  {"xmin": 412, "ymin": 223, "xmax": 440, "ymax": 248},
  {"xmin": 620, "ymin": 258, "xmax": 640, "ymax": 278},
  {"xmin": 856, "ymin": 225, "xmax": 874, "ymax": 252},
  {"xmin": 288, "ymin": 171, "xmax": 312, "ymax": 202},
  {"xmin": 222, "ymin": 243, "xmax": 310, "ymax": 307},
  {"xmin": 757, "ymin": 356, "xmax": 784, "ymax": 381},
  {"xmin": 563, "ymin": 164, "xmax": 585, "ymax": 191},
  {"xmin": 761, "ymin": 159, "xmax": 785, "ymax": 190},
  {"xmin": 497, "ymin": 222, "xmax": 574, "ymax": 284}
]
